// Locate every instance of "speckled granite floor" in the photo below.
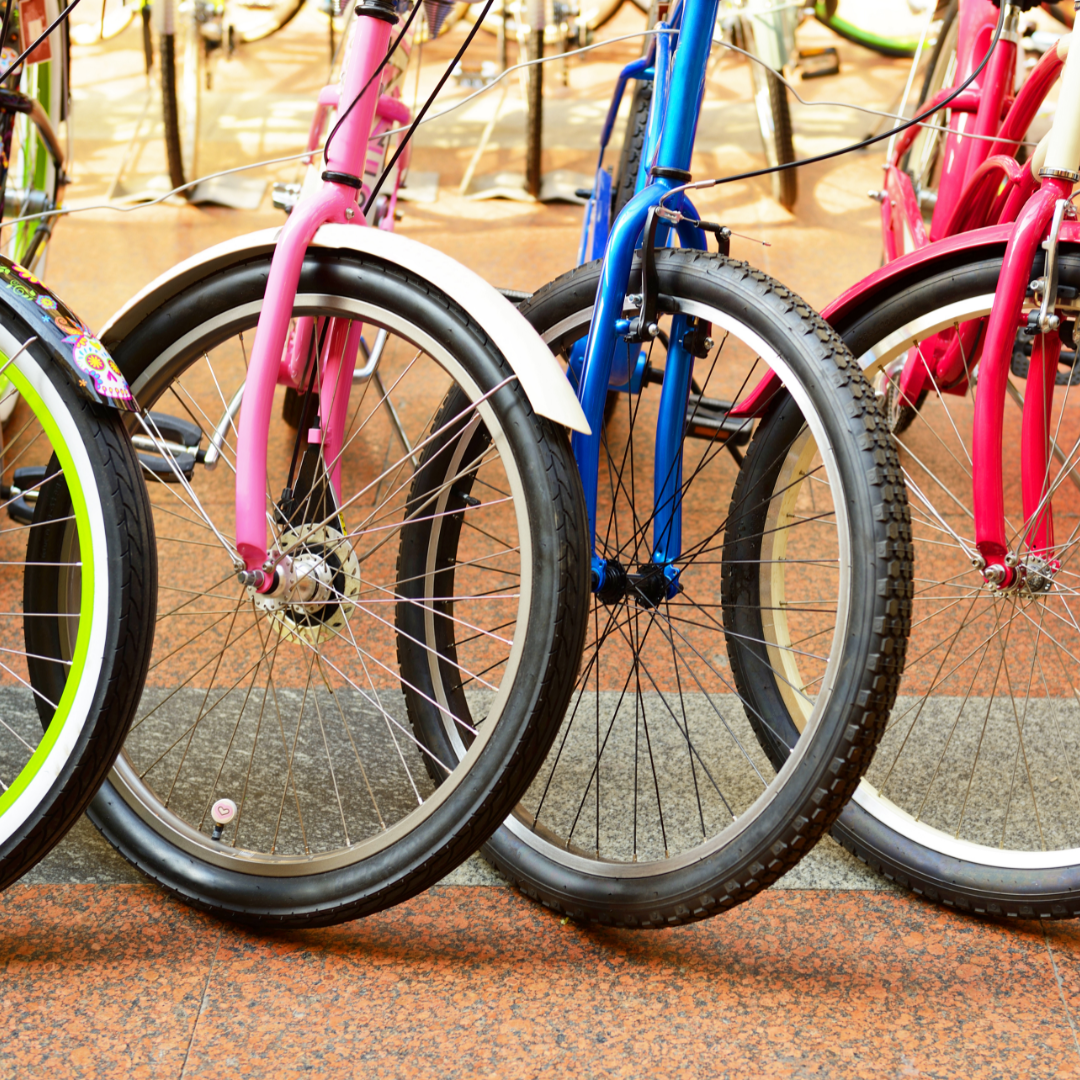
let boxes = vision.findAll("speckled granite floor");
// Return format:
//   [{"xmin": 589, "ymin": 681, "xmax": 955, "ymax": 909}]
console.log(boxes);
[{"xmin": 3, "ymin": 884, "xmax": 1080, "ymax": 1079}]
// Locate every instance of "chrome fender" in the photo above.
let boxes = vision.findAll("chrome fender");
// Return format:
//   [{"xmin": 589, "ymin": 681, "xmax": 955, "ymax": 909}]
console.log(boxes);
[{"xmin": 101, "ymin": 225, "xmax": 590, "ymax": 434}]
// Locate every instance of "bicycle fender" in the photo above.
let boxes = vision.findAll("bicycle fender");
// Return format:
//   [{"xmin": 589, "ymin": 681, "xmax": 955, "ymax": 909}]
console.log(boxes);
[
  {"xmin": 100, "ymin": 226, "xmax": 590, "ymax": 434},
  {"xmin": 0, "ymin": 256, "xmax": 137, "ymax": 412}
]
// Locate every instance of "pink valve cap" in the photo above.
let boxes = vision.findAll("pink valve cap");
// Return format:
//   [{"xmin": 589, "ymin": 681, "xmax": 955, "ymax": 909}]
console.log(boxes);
[{"xmin": 211, "ymin": 799, "xmax": 237, "ymax": 825}]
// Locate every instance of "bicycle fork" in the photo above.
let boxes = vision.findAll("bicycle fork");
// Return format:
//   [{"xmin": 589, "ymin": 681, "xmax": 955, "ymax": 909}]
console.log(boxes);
[
  {"xmin": 971, "ymin": 174, "xmax": 1076, "ymax": 591},
  {"xmin": 233, "ymin": 9, "xmax": 394, "ymax": 578}
]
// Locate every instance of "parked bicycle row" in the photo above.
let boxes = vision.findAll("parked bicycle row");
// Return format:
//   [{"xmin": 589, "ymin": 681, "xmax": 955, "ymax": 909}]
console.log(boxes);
[{"xmin": 2, "ymin": 0, "xmax": 1080, "ymax": 936}]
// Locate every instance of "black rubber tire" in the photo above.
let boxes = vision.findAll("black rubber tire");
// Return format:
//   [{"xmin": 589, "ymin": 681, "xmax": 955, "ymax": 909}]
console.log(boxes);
[
  {"xmin": 160, "ymin": 31, "xmax": 186, "ymax": 192},
  {"xmin": 397, "ymin": 386, "xmax": 589, "ymax": 791},
  {"xmin": 0, "ymin": 337, "xmax": 156, "ymax": 892},
  {"xmin": 234, "ymin": 0, "xmax": 305, "ymax": 43},
  {"xmin": 898, "ymin": 2, "xmax": 959, "ymax": 209},
  {"xmin": 611, "ymin": 79, "xmax": 652, "ymax": 223},
  {"xmin": 473, "ymin": 250, "xmax": 910, "ymax": 927},
  {"xmin": 755, "ymin": 244, "xmax": 1080, "ymax": 919},
  {"xmin": 88, "ymin": 248, "xmax": 590, "ymax": 927},
  {"xmin": 755, "ymin": 68, "xmax": 797, "ymax": 212}
]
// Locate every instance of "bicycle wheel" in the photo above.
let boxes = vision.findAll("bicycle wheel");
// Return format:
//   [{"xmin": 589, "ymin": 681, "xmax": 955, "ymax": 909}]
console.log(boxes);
[
  {"xmin": 739, "ymin": 16, "xmax": 796, "ymax": 211},
  {"xmin": 899, "ymin": 0, "xmax": 957, "ymax": 227},
  {"xmin": 744, "ymin": 247, "xmax": 1080, "ymax": 918},
  {"xmin": 610, "ymin": 78, "xmax": 651, "ymax": 224},
  {"xmin": 0, "ymin": 300, "xmax": 155, "ymax": 892},
  {"xmin": 411, "ymin": 250, "xmax": 909, "ymax": 927},
  {"xmin": 812, "ymin": 0, "xmax": 921, "ymax": 58},
  {"xmin": 88, "ymin": 247, "xmax": 589, "ymax": 927},
  {"xmin": 159, "ymin": 0, "xmax": 202, "ymax": 192}
]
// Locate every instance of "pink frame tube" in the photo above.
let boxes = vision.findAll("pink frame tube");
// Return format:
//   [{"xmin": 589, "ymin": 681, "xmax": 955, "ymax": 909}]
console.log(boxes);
[
  {"xmin": 971, "ymin": 175, "xmax": 1073, "ymax": 576},
  {"xmin": 233, "ymin": 13, "xmax": 396, "ymax": 571}
]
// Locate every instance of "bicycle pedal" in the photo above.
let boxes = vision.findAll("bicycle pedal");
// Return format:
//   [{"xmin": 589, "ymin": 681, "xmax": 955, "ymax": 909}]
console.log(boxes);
[
  {"xmin": 685, "ymin": 394, "xmax": 752, "ymax": 446},
  {"xmin": 1012, "ymin": 337, "xmax": 1080, "ymax": 385},
  {"xmin": 4, "ymin": 465, "xmax": 47, "ymax": 525},
  {"xmin": 139, "ymin": 453, "xmax": 196, "ymax": 483},
  {"xmin": 133, "ymin": 411, "xmax": 203, "ymax": 483},
  {"xmin": 145, "ymin": 412, "xmax": 203, "ymax": 447},
  {"xmin": 272, "ymin": 182, "xmax": 302, "ymax": 215}
]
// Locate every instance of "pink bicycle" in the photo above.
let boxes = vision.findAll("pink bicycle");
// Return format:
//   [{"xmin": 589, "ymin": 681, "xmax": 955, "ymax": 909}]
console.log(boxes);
[
  {"xmin": 80, "ymin": 0, "xmax": 596, "ymax": 927},
  {"xmin": 727, "ymin": 0, "xmax": 1080, "ymax": 918}
]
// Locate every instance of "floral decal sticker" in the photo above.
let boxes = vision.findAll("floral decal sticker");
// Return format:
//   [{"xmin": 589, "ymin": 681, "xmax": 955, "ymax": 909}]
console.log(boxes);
[{"xmin": 0, "ymin": 260, "xmax": 136, "ymax": 410}]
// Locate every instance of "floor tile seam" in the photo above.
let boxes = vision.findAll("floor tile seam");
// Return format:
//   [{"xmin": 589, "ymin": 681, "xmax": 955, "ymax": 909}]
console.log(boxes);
[
  {"xmin": 178, "ymin": 922, "xmax": 226, "ymax": 1080},
  {"xmin": 1044, "ymin": 923, "xmax": 1080, "ymax": 1066}
]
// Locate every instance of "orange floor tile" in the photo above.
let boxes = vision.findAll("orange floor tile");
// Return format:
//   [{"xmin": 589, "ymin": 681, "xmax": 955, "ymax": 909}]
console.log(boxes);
[{"xmin": 2, "ymin": 885, "xmax": 1079, "ymax": 1078}]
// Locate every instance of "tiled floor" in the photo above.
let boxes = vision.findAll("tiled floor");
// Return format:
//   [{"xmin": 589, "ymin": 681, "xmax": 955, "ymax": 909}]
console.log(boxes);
[
  {"xmin": 6, "ymin": 3, "xmax": 1080, "ymax": 1077},
  {"xmin": 4, "ymin": 885, "xmax": 1080, "ymax": 1078}
]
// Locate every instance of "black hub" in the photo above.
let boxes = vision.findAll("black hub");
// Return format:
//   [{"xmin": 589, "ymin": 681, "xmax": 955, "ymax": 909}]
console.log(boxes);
[{"xmin": 593, "ymin": 559, "xmax": 675, "ymax": 608}]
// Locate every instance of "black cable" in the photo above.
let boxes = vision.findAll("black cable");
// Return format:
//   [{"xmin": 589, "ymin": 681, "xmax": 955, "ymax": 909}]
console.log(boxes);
[
  {"xmin": 364, "ymin": 0, "xmax": 496, "ymax": 215},
  {"xmin": 662, "ymin": 0, "xmax": 1008, "ymax": 205},
  {"xmin": 323, "ymin": 0, "xmax": 424, "ymax": 168}
]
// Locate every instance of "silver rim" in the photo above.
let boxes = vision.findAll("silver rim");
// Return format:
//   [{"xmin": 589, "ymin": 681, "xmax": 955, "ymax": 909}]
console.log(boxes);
[
  {"xmin": 857, "ymin": 290, "xmax": 1080, "ymax": 871},
  {"xmin": 471, "ymin": 296, "xmax": 854, "ymax": 876},
  {"xmin": 112, "ymin": 288, "xmax": 535, "ymax": 875}
]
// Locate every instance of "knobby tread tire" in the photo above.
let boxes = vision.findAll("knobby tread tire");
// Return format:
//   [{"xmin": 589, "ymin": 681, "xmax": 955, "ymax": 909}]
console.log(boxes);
[
  {"xmin": 88, "ymin": 250, "xmax": 589, "ymax": 927},
  {"xmin": 825, "ymin": 249, "xmax": 1080, "ymax": 920},
  {"xmin": 480, "ymin": 250, "xmax": 911, "ymax": 927},
  {"xmin": 0, "ymin": 351, "xmax": 156, "ymax": 891},
  {"xmin": 611, "ymin": 80, "xmax": 652, "ymax": 223}
]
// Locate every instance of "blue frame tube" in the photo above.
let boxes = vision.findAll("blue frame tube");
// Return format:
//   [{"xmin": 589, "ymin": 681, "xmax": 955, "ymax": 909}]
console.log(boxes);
[{"xmin": 573, "ymin": 0, "xmax": 722, "ymax": 587}]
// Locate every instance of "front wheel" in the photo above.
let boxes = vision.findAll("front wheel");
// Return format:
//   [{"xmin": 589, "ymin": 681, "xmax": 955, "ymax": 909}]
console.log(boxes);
[
  {"xmin": 89, "ymin": 248, "xmax": 589, "ymax": 927},
  {"xmin": 438, "ymin": 251, "xmax": 910, "ymax": 927},
  {"xmin": 0, "ymin": 305, "xmax": 155, "ymax": 891},
  {"xmin": 749, "ymin": 247, "xmax": 1080, "ymax": 918}
]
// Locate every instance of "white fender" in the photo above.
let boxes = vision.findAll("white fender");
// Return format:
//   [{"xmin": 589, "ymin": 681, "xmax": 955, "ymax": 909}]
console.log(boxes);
[{"xmin": 101, "ymin": 224, "xmax": 590, "ymax": 434}]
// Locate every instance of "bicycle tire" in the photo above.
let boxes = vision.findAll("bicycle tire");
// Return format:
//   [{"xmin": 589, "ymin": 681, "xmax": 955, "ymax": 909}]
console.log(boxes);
[
  {"xmin": 899, "ymin": 0, "xmax": 957, "ymax": 214},
  {"xmin": 0, "ymin": 311, "xmax": 156, "ymax": 892},
  {"xmin": 4, "ymin": 0, "xmax": 69, "ymax": 272},
  {"xmin": 159, "ymin": 0, "xmax": 201, "ymax": 193},
  {"xmin": 611, "ymin": 79, "xmax": 651, "ymax": 223},
  {"xmin": 742, "ymin": 247, "xmax": 1080, "ymax": 918},
  {"xmin": 812, "ymin": 4, "xmax": 920, "ymax": 59},
  {"xmin": 88, "ymin": 247, "xmax": 590, "ymax": 928},
  {"xmin": 417, "ymin": 250, "xmax": 909, "ymax": 928},
  {"xmin": 741, "ymin": 17, "xmax": 797, "ymax": 211},
  {"xmin": 227, "ymin": 0, "xmax": 305, "ymax": 43}
]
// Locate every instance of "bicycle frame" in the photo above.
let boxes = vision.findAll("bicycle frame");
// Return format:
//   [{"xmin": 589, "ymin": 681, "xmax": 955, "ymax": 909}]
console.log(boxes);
[
  {"xmin": 229, "ymin": 0, "xmax": 586, "ymax": 575},
  {"xmin": 571, "ymin": 0, "xmax": 723, "ymax": 593},
  {"xmin": 875, "ymin": 1, "xmax": 1080, "ymax": 585},
  {"xmin": 881, "ymin": 0, "xmax": 1064, "ymax": 259}
]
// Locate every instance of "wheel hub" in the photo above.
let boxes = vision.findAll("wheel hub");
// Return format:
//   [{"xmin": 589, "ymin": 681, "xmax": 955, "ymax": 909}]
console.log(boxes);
[
  {"xmin": 593, "ymin": 558, "xmax": 680, "ymax": 608},
  {"xmin": 981, "ymin": 553, "xmax": 1059, "ymax": 597},
  {"xmin": 246, "ymin": 524, "xmax": 360, "ymax": 643}
]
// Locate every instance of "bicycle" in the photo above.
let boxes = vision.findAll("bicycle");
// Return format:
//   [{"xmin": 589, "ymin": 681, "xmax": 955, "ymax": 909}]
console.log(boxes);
[
  {"xmin": 749, "ymin": 0, "xmax": 1080, "ymax": 918},
  {"xmin": 456, "ymin": 0, "xmax": 912, "ymax": 928},
  {"xmin": 0, "ymin": 0, "xmax": 157, "ymax": 894},
  {"xmin": 81, "ymin": 0, "xmax": 603, "ymax": 928}
]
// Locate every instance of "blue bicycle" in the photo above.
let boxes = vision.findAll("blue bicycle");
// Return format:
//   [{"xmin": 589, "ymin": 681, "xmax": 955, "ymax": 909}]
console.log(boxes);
[{"xmin": 403, "ymin": 0, "xmax": 913, "ymax": 927}]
